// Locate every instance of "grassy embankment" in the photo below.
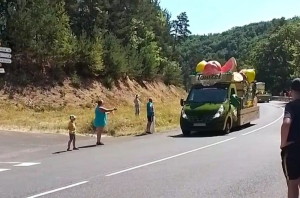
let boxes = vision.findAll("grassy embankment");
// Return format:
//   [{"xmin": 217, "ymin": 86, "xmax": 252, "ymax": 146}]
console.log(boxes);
[{"xmin": 0, "ymin": 78, "xmax": 186, "ymax": 136}]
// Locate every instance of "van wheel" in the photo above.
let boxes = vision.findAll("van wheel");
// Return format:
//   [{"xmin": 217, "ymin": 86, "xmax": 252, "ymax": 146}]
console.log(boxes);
[
  {"xmin": 223, "ymin": 119, "xmax": 231, "ymax": 135},
  {"xmin": 182, "ymin": 130, "xmax": 191, "ymax": 136}
]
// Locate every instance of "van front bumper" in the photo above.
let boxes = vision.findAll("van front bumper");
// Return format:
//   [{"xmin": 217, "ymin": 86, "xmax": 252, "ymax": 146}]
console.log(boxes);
[{"xmin": 180, "ymin": 116, "xmax": 225, "ymax": 132}]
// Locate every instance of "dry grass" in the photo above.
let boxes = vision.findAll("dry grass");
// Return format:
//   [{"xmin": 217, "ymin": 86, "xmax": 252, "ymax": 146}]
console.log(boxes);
[{"xmin": 0, "ymin": 78, "xmax": 186, "ymax": 136}]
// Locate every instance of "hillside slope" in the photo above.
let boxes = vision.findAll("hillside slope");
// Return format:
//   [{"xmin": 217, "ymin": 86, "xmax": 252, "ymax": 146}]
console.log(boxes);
[
  {"xmin": 179, "ymin": 16, "xmax": 300, "ymax": 93},
  {"xmin": 0, "ymin": 78, "xmax": 186, "ymax": 136},
  {"xmin": 180, "ymin": 17, "xmax": 299, "ymax": 65},
  {"xmin": 0, "ymin": 0, "xmax": 190, "ymax": 136}
]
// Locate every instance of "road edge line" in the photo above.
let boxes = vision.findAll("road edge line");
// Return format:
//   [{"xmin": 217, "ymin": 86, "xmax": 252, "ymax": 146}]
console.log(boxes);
[
  {"xmin": 241, "ymin": 103, "xmax": 284, "ymax": 136},
  {"xmin": 26, "ymin": 181, "xmax": 88, "ymax": 198},
  {"xmin": 105, "ymin": 137, "xmax": 236, "ymax": 177}
]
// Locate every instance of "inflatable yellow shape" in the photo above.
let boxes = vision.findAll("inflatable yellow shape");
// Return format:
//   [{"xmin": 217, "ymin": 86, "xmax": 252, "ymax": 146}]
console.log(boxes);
[
  {"xmin": 240, "ymin": 69, "xmax": 256, "ymax": 83},
  {"xmin": 196, "ymin": 60, "xmax": 207, "ymax": 73}
]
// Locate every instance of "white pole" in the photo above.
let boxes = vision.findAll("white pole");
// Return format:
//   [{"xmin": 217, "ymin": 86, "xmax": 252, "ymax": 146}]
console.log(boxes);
[{"xmin": 150, "ymin": 116, "xmax": 156, "ymax": 133}]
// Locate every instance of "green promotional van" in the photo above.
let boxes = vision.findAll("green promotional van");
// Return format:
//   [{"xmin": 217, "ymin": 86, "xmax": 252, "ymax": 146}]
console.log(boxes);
[{"xmin": 180, "ymin": 73, "xmax": 260, "ymax": 136}]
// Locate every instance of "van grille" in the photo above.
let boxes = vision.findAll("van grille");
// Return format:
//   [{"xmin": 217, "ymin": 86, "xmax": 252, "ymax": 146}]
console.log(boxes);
[{"xmin": 188, "ymin": 115, "xmax": 214, "ymax": 122}]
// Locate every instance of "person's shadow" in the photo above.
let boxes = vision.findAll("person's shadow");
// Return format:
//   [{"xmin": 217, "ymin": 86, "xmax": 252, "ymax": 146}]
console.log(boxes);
[{"xmin": 52, "ymin": 144, "xmax": 97, "ymax": 154}]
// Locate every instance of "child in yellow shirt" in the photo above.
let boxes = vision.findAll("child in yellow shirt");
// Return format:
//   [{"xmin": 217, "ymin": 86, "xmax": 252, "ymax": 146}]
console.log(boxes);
[{"xmin": 67, "ymin": 115, "xmax": 78, "ymax": 151}]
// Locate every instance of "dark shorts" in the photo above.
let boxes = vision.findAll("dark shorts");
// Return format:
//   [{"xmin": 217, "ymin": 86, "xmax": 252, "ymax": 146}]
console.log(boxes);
[
  {"xmin": 69, "ymin": 133, "xmax": 76, "ymax": 141},
  {"xmin": 147, "ymin": 116, "xmax": 153, "ymax": 122},
  {"xmin": 281, "ymin": 143, "xmax": 300, "ymax": 180}
]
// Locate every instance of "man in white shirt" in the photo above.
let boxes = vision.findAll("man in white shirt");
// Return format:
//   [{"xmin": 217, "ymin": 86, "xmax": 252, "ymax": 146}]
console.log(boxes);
[{"xmin": 134, "ymin": 94, "xmax": 140, "ymax": 116}]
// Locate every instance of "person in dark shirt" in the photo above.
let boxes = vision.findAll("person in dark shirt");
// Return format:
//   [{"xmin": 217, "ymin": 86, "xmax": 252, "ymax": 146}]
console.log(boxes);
[{"xmin": 281, "ymin": 78, "xmax": 300, "ymax": 198}]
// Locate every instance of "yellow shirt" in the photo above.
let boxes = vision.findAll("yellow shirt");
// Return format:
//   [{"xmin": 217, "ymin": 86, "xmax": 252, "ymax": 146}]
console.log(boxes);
[{"xmin": 68, "ymin": 121, "xmax": 76, "ymax": 134}]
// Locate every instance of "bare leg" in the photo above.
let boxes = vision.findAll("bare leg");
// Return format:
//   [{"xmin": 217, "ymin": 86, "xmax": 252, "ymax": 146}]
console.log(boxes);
[
  {"xmin": 287, "ymin": 179, "xmax": 299, "ymax": 198},
  {"xmin": 96, "ymin": 127, "xmax": 101, "ymax": 142},
  {"xmin": 67, "ymin": 134, "xmax": 72, "ymax": 150},
  {"xmin": 73, "ymin": 135, "xmax": 78, "ymax": 149},
  {"xmin": 67, "ymin": 140, "xmax": 71, "ymax": 150},
  {"xmin": 146, "ymin": 122, "xmax": 151, "ymax": 133},
  {"xmin": 96, "ymin": 127, "xmax": 104, "ymax": 145},
  {"xmin": 135, "ymin": 106, "xmax": 140, "ymax": 116}
]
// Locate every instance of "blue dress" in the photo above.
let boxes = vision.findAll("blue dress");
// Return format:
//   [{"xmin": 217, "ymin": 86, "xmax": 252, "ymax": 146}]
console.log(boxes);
[{"xmin": 93, "ymin": 106, "xmax": 106, "ymax": 127}]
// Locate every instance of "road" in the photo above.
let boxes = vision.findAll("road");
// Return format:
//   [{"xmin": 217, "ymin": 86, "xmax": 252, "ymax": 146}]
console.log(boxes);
[{"xmin": 0, "ymin": 102, "xmax": 287, "ymax": 198}]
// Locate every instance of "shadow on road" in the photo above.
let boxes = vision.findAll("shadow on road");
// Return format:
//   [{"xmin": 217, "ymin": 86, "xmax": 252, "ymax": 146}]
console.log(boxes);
[
  {"xmin": 169, "ymin": 124, "xmax": 256, "ymax": 138},
  {"xmin": 232, "ymin": 123, "xmax": 256, "ymax": 132},
  {"xmin": 52, "ymin": 150, "xmax": 68, "ymax": 154},
  {"xmin": 135, "ymin": 132, "xmax": 149, "ymax": 137},
  {"xmin": 169, "ymin": 132, "xmax": 222, "ymax": 138},
  {"xmin": 79, "ymin": 144, "xmax": 97, "ymax": 149},
  {"xmin": 52, "ymin": 144, "xmax": 97, "ymax": 154}
]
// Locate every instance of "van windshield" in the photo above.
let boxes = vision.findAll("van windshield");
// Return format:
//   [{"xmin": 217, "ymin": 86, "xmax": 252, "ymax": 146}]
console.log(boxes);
[{"xmin": 186, "ymin": 87, "xmax": 227, "ymax": 103}]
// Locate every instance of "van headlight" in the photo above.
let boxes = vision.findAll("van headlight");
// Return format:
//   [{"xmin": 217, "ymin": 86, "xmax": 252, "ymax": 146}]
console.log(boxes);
[
  {"xmin": 181, "ymin": 110, "xmax": 188, "ymax": 119},
  {"xmin": 213, "ymin": 105, "xmax": 224, "ymax": 118}
]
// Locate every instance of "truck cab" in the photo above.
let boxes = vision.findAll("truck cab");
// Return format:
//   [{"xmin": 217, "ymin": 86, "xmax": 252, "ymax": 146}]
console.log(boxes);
[
  {"xmin": 180, "ymin": 73, "xmax": 260, "ymax": 136},
  {"xmin": 256, "ymin": 82, "xmax": 272, "ymax": 103}
]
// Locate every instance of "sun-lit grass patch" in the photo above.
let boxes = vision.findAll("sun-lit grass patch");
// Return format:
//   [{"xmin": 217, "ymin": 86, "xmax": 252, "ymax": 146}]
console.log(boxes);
[{"xmin": 0, "ymin": 97, "xmax": 183, "ymax": 136}]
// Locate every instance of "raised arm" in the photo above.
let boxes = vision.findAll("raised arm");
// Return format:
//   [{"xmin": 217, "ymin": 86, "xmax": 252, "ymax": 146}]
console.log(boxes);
[{"xmin": 99, "ymin": 106, "xmax": 117, "ymax": 113}]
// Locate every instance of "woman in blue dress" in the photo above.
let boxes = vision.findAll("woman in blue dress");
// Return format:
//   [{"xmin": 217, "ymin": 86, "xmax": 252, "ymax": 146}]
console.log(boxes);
[{"xmin": 94, "ymin": 99, "xmax": 117, "ymax": 145}]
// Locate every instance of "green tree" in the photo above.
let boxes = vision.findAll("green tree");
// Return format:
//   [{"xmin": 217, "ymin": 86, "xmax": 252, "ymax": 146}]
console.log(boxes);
[
  {"xmin": 163, "ymin": 60, "xmax": 182, "ymax": 85},
  {"xmin": 5, "ymin": 0, "xmax": 72, "ymax": 65},
  {"xmin": 0, "ymin": 0, "xmax": 192, "ymax": 87},
  {"xmin": 171, "ymin": 12, "xmax": 191, "ymax": 52},
  {"xmin": 73, "ymin": 33, "xmax": 104, "ymax": 76},
  {"xmin": 102, "ymin": 33, "xmax": 127, "ymax": 80},
  {"xmin": 177, "ymin": 17, "xmax": 300, "ymax": 91},
  {"xmin": 251, "ymin": 23, "xmax": 299, "ymax": 94}
]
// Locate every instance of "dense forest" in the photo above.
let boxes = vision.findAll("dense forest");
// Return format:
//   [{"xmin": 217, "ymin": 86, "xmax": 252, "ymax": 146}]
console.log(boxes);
[
  {"xmin": 0, "ymin": 0, "xmax": 300, "ymax": 95},
  {"xmin": 0, "ymin": 0, "xmax": 190, "ymax": 87},
  {"xmin": 178, "ymin": 17, "xmax": 300, "ymax": 94}
]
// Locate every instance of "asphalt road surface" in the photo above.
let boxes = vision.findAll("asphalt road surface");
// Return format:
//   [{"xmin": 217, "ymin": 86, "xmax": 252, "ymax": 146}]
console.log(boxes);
[{"xmin": 0, "ymin": 102, "xmax": 287, "ymax": 198}]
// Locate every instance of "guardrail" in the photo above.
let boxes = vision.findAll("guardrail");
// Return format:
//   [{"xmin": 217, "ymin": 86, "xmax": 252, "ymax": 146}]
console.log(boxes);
[{"xmin": 271, "ymin": 96, "xmax": 292, "ymax": 102}]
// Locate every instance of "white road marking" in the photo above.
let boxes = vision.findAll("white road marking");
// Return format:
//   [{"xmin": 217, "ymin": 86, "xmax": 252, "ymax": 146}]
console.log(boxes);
[
  {"xmin": 0, "ymin": 168, "xmax": 10, "ymax": 172},
  {"xmin": 0, "ymin": 162, "xmax": 20, "ymax": 164},
  {"xmin": 14, "ymin": 162, "xmax": 40, "ymax": 167},
  {"xmin": 106, "ymin": 104, "xmax": 284, "ymax": 177},
  {"xmin": 106, "ymin": 137, "xmax": 236, "ymax": 177},
  {"xmin": 242, "ymin": 104, "xmax": 284, "ymax": 136},
  {"xmin": 26, "ymin": 181, "xmax": 88, "ymax": 198}
]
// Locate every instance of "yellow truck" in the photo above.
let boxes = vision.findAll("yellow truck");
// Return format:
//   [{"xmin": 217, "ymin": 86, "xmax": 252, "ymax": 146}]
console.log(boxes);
[{"xmin": 256, "ymin": 82, "xmax": 272, "ymax": 103}]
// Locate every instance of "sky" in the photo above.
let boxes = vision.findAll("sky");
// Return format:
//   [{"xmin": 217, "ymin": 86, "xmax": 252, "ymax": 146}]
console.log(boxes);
[{"xmin": 159, "ymin": 0, "xmax": 300, "ymax": 35}]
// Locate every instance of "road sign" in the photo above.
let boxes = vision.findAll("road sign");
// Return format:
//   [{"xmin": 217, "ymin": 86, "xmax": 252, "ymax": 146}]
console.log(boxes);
[
  {"xmin": 0, "ymin": 47, "xmax": 11, "ymax": 53},
  {"xmin": 0, "ymin": 53, "xmax": 11, "ymax": 58},
  {"xmin": 0, "ymin": 68, "xmax": 5, "ymax": 73},
  {"xmin": 0, "ymin": 58, "xmax": 12, "ymax": 64}
]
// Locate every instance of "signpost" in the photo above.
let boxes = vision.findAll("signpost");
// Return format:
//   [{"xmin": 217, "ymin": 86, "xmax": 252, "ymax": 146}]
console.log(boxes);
[
  {"xmin": 0, "ymin": 52, "xmax": 11, "ymax": 59},
  {"xmin": 0, "ymin": 58, "xmax": 12, "ymax": 64},
  {"xmin": 0, "ymin": 47, "xmax": 12, "ymax": 53},
  {"xmin": 0, "ymin": 46, "xmax": 12, "ymax": 74}
]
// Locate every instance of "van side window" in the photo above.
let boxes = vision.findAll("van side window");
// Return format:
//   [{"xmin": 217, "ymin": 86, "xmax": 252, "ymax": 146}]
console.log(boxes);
[{"xmin": 231, "ymin": 88, "xmax": 236, "ymax": 95}]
